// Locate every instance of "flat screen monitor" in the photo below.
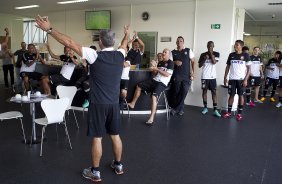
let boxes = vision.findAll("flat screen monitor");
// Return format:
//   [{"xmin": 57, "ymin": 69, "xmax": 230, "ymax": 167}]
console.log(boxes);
[{"xmin": 85, "ymin": 10, "xmax": 111, "ymax": 30}]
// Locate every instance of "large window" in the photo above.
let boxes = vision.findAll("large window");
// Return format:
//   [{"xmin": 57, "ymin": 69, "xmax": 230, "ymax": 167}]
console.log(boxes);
[{"xmin": 23, "ymin": 20, "xmax": 47, "ymax": 44}]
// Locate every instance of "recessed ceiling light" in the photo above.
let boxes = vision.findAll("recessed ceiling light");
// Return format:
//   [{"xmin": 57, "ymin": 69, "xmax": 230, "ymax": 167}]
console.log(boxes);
[
  {"xmin": 57, "ymin": 0, "xmax": 88, "ymax": 4},
  {"xmin": 15, "ymin": 5, "xmax": 39, "ymax": 10}
]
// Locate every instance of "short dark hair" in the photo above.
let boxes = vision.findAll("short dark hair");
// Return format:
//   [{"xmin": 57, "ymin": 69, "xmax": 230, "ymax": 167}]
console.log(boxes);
[
  {"xmin": 99, "ymin": 29, "xmax": 115, "ymax": 47},
  {"xmin": 90, "ymin": 45, "xmax": 97, "ymax": 50},
  {"xmin": 133, "ymin": 39, "xmax": 139, "ymax": 43},
  {"xmin": 177, "ymin": 36, "xmax": 184, "ymax": 42},
  {"xmin": 207, "ymin": 41, "xmax": 214, "ymax": 45},
  {"xmin": 275, "ymin": 50, "xmax": 282, "ymax": 56},
  {"xmin": 235, "ymin": 40, "xmax": 244, "ymax": 46},
  {"xmin": 253, "ymin": 46, "xmax": 260, "ymax": 50},
  {"xmin": 28, "ymin": 43, "xmax": 35, "ymax": 48},
  {"xmin": 242, "ymin": 46, "xmax": 249, "ymax": 52}
]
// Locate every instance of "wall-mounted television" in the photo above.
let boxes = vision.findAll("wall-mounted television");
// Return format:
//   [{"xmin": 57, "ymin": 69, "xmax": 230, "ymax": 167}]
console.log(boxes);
[{"xmin": 85, "ymin": 10, "xmax": 111, "ymax": 30}]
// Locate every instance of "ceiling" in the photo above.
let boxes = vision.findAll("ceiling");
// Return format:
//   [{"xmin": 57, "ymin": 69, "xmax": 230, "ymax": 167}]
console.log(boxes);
[{"xmin": 1, "ymin": 0, "xmax": 281, "ymax": 28}]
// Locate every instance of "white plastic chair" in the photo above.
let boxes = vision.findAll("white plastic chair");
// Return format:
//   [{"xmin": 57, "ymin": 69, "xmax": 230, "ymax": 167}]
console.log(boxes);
[
  {"xmin": 34, "ymin": 98, "xmax": 72, "ymax": 156},
  {"xmin": 0, "ymin": 111, "xmax": 26, "ymax": 144},
  {"xmin": 56, "ymin": 86, "xmax": 79, "ymax": 129}
]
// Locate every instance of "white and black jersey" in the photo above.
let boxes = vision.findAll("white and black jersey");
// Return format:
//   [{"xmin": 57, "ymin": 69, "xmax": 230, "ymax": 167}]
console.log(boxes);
[
  {"xmin": 59, "ymin": 55, "xmax": 77, "ymax": 80},
  {"xmin": 153, "ymin": 59, "xmax": 174, "ymax": 86},
  {"xmin": 250, "ymin": 55, "xmax": 262, "ymax": 77},
  {"xmin": 226, "ymin": 52, "xmax": 251, "ymax": 80},
  {"xmin": 265, "ymin": 58, "xmax": 279, "ymax": 79},
  {"xmin": 279, "ymin": 59, "xmax": 282, "ymax": 77},
  {"xmin": 199, "ymin": 51, "xmax": 220, "ymax": 79},
  {"xmin": 20, "ymin": 53, "xmax": 37, "ymax": 73}
]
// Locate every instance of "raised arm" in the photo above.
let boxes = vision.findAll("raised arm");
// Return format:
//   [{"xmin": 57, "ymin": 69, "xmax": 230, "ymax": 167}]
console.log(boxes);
[
  {"xmin": 35, "ymin": 15, "xmax": 83, "ymax": 57},
  {"xmin": 118, "ymin": 25, "xmax": 130, "ymax": 51},
  {"xmin": 46, "ymin": 43, "xmax": 60, "ymax": 60},
  {"xmin": 3, "ymin": 28, "xmax": 9, "ymax": 45},
  {"xmin": 134, "ymin": 31, "xmax": 145, "ymax": 53}
]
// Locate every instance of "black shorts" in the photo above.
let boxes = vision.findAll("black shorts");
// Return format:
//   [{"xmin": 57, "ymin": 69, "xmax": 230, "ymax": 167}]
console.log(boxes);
[
  {"xmin": 264, "ymin": 77, "xmax": 279, "ymax": 88},
  {"xmin": 278, "ymin": 76, "xmax": 282, "ymax": 88},
  {"xmin": 20, "ymin": 72, "xmax": 42, "ymax": 81},
  {"xmin": 87, "ymin": 103, "xmax": 121, "ymax": 137},
  {"xmin": 120, "ymin": 79, "xmax": 129, "ymax": 90},
  {"xmin": 248, "ymin": 76, "xmax": 261, "ymax": 87},
  {"xmin": 138, "ymin": 78, "xmax": 166, "ymax": 98},
  {"xmin": 201, "ymin": 79, "xmax": 217, "ymax": 91},
  {"xmin": 228, "ymin": 80, "xmax": 245, "ymax": 96},
  {"xmin": 49, "ymin": 74, "xmax": 69, "ymax": 86}
]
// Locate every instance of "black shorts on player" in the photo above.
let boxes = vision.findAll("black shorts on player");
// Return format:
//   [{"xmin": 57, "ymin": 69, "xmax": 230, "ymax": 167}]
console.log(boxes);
[
  {"xmin": 120, "ymin": 79, "xmax": 129, "ymax": 90},
  {"xmin": 201, "ymin": 79, "xmax": 217, "ymax": 91},
  {"xmin": 49, "ymin": 74, "xmax": 69, "ymax": 86},
  {"xmin": 20, "ymin": 72, "xmax": 42, "ymax": 81},
  {"xmin": 138, "ymin": 78, "xmax": 166, "ymax": 99},
  {"xmin": 228, "ymin": 80, "xmax": 245, "ymax": 96},
  {"xmin": 248, "ymin": 76, "xmax": 261, "ymax": 87}
]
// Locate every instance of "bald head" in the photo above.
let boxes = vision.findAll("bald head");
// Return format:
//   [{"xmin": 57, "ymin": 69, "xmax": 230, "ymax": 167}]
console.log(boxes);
[{"xmin": 162, "ymin": 48, "xmax": 171, "ymax": 61}]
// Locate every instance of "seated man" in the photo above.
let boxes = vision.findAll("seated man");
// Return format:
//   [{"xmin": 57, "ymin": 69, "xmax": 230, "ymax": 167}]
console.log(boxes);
[
  {"xmin": 42, "ymin": 43, "xmax": 79, "ymax": 95},
  {"xmin": 128, "ymin": 48, "xmax": 174, "ymax": 125},
  {"xmin": 76, "ymin": 45, "xmax": 96, "ymax": 108},
  {"xmin": 20, "ymin": 43, "xmax": 45, "ymax": 93}
]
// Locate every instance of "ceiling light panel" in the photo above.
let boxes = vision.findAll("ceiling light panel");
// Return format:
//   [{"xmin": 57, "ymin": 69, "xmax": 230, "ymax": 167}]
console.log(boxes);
[
  {"xmin": 15, "ymin": 5, "xmax": 39, "ymax": 10},
  {"xmin": 57, "ymin": 0, "xmax": 88, "ymax": 4}
]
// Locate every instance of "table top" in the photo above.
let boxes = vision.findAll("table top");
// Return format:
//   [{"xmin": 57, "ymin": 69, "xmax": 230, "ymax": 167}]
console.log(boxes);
[{"xmin": 10, "ymin": 94, "xmax": 49, "ymax": 104}]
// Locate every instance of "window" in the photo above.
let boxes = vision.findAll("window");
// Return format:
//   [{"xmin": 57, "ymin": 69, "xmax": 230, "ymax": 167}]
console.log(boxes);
[{"xmin": 23, "ymin": 20, "xmax": 47, "ymax": 44}]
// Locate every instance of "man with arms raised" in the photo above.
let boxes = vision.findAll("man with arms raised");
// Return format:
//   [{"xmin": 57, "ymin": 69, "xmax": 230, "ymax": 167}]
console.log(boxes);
[{"xmin": 35, "ymin": 16, "xmax": 129, "ymax": 182}]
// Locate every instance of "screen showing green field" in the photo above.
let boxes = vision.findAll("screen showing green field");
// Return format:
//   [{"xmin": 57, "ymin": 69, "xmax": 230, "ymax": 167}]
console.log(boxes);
[{"xmin": 85, "ymin": 11, "xmax": 111, "ymax": 30}]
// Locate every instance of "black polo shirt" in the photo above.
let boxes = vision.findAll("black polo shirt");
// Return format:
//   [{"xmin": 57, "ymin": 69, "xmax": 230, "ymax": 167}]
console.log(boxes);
[
  {"xmin": 14, "ymin": 49, "xmax": 27, "ymax": 68},
  {"xmin": 126, "ymin": 48, "xmax": 142, "ymax": 65},
  {"xmin": 171, "ymin": 48, "xmax": 191, "ymax": 80}
]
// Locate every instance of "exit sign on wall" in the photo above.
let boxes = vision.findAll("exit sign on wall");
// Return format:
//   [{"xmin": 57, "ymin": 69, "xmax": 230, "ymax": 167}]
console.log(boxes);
[{"xmin": 211, "ymin": 24, "xmax": 221, "ymax": 29}]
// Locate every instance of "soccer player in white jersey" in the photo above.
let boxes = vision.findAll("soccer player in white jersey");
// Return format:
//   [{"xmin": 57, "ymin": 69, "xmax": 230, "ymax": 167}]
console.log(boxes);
[
  {"xmin": 245, "ymin": 47, "xmax": 264, "ymax": 106},
  {"xmin": 222, "ymin": 40, "xmax": 251, "ymax": 121},
  {"xmin": 260, "ymin": 51, "xmax": 281, "ymax": 102},
  {"xmin": 198, "ymin": 41, "xmax": 221, "ymax": 117},
  {"xmin": 275, "ymin": 53, "xmax": 282, "ymax": 108}
]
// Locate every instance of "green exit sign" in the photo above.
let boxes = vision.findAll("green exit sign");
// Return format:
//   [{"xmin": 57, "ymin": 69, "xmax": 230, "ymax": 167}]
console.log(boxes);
[{"xmin": 211, "ymin": 24, "xmax": 221, "ymax": 29}]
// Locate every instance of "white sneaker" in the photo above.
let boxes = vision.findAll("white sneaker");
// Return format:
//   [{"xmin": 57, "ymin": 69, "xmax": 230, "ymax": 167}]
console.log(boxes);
[{"xmin": 276, "ymin": 102, "xmax": 282, "ymax": 108}]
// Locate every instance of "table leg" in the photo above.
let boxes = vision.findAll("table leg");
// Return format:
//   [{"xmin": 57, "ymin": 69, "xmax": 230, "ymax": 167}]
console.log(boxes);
[{"xmin": 30, "ymin": 103, "xmax": 36, "ymax": 141}]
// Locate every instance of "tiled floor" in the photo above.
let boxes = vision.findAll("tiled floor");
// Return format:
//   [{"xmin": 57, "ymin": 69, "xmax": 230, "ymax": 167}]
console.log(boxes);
[{"xmin": 0, "ymin": 86, "xmax": 282, "ymax": 184}]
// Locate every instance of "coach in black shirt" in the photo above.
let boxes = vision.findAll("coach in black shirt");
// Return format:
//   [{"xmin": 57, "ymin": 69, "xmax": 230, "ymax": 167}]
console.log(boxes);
[{"xmin": 35, "ymin": 16, "xmax": 129, "ymax": 182}]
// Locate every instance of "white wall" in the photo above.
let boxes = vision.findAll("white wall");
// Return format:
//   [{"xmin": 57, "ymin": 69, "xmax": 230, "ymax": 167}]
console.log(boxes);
[{"xmin": 189, "ymin": 0, "xmax": 236, "ymax": 108}]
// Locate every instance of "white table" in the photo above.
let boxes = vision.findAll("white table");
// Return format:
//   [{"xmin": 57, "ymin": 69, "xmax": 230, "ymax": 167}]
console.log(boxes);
[{"xmin": 10, "ymin": 94, "xmax": 49, "ymax": 143}]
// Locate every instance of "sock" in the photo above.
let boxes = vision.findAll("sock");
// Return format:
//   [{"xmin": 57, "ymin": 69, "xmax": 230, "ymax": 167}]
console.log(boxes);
[
  {"xmin": 238, "ymin": 105, "xmax": 243, "ymax": 114},
  {"xmin": 271, "ymin": 90, "xmax": 276, "ymax": 97},
  {"xmin": 228, "ymin": 105, "xmax": 232, "ymax": 113},
  {"xmin": 91, "ymin": 167, "xmax": 99, "ymax": 172},
  {"xmin": 263, "ymin": 89, "xmax": 267, "ymax": 97},
  {"xmin": 213, "ymin": 103, "xmax": 217, "ymax": 111},
  {"xmin": 114, "ymin": 160, "xmax": 121, "ymax": 165},
  {"xmin": 246, "ymin": 88, "xmax": 251, "ymax": 103},
  {"xmin": 203, "ymin": 100, "xmax": 207, "ymax": 108}
]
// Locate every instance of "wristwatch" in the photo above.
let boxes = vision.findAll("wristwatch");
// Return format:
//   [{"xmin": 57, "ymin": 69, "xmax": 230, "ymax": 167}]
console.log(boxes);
[{"xmin": 46, "ymin": 27, "xmax": 53, "ymax": 34}]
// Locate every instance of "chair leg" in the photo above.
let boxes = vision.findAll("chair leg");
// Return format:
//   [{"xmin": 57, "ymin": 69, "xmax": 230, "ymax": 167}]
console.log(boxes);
[
  {"xmin": 19, "ymin": 118, "xmax": 26, "ymax": 144},
  {"xmin": 124, "ymin": 98, "xmax": 130, "ymax": 118},
  {"xmin": 30, "ymin": 123, "xmax": 33, "ymax": 146},
  {"xmin": 64, "ymin": 121, "xmax": 72, "ymax": 150},
  {"xmin": 72, "ymin": 109, "xmax": 79, "ymax": 129},
  {"xmin": 164, "ymin": 93, "xmax": 170, "ymax": 120},
  {"xmin": 40, "ymin": 126, "xmax": 46, "ymax": 157}
]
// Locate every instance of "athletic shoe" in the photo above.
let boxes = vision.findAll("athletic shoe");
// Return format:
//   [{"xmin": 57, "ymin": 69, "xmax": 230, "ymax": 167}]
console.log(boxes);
[
  {"xmin": 276, "ymin": 102, "xmax": 282, "ymax": 108},
  {"xmin": 178, "ymin": 111, "xmax": 184, "ymax": 116},
  {"xmin": 170, "ymin": 109, "xmax": 177, "ymax": 116},
  {"xmin": 236, "ymin": 114, "xmax": 243, "ymax": 121},
  {"xmin": 270, "ymin": 97, "xmax": 276, "ymax": 102},
  {"xmin": 213, "ymin": 110, "xmax": 221, "ymax": 117},
  {"xmin": 82, "ymin": 167, "xmax": 102, "ymax": 182},
  {"xmin": 260, "ymin": 97, "xmax": 266, "ymax": 102},
  {"xmin": 246, "ymin": 101, "xmax": 256, "ymax": 107},
  {"xmin": 222, "ymin": 112, "xmax": 232, "ymax": 118},
  {"xmin": 111, "ymin": 160, "xmax": 124, "ymax": 175},
  {"xmin": 82, "ymin": 99, "xmax": 89, "ymax": 108},
  {"xmin": 254, "ymin": 99, "xmax": 263, "ymax": 103},
  {"xmin": 201, "ymin": 108, "xmax": 208, "ymax": 115}
]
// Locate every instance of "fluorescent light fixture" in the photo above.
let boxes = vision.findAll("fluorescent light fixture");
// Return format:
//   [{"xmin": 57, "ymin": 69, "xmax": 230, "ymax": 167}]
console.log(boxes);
[
  {"xmin": 57, "ymin": 0, "xmax": 88, "ymax": 4},
  {"xmin": 244, "ymin": 33, "xmax": 251, "ymax": 36},
  {"xmin": 15, "ymin": 5, "xmax": 39, "ymax": 10}
]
